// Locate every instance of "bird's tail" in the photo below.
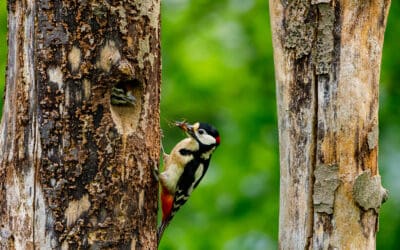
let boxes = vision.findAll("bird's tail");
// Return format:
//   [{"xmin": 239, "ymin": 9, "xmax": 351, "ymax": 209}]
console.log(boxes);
[{"xmin": 157, "ymin": 219, "xmax": 171, "ymax": 245}]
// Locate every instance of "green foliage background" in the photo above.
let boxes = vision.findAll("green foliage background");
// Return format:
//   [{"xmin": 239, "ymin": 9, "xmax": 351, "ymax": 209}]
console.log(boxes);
[{"xmin": 0, "ymin": 1, "xmax": 399, "ymax": 249}]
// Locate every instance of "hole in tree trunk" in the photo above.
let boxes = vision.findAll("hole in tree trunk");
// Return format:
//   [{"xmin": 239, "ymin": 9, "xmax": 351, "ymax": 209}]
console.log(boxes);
[{"xmin": 110, "ymin": 79, "xmax": 143, "ymax": 135}]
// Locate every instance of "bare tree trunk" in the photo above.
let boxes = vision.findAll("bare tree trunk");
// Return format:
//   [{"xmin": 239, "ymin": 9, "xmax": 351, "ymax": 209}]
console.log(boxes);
[
  {"xmin": 0, "ymin": 1, "xmax": 160, "ymax": 249},
  {"xmin": 270, "ymin": 1, "xmax": 390, "ymax": 249}
]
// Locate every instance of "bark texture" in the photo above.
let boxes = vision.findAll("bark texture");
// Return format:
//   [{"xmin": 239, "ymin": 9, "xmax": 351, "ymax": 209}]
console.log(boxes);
[
  {"xmin": 0, "ymin": 0, "xmax": 160, "ymax": 249},
  {"xmin": 270, "ymin": 0, "xmax": 390, "ymax": 249}
]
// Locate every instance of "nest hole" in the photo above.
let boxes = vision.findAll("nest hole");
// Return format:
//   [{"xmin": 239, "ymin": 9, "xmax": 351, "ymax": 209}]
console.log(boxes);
[{"xmin": 110, "ymin": 79, "xmax": 143, "ymax": 135}]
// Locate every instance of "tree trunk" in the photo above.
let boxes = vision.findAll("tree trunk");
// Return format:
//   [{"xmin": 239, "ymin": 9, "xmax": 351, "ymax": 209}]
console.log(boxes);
[
  {"xmin": 0, "ymin": 1, "xmax": 160, "ymax": 249},
  {"xmin": 270, "ymin": 1, "xmax": 390, "ymax": 249}
]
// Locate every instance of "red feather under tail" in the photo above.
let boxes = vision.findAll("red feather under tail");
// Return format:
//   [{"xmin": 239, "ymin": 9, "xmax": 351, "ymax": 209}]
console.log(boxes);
[{"xmin": 158, "ymin": 187, "xmax": 174, "ymax": 244}]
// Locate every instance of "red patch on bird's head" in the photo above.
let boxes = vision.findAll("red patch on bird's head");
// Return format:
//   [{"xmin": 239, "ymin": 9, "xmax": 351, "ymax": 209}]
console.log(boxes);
[{"xmin": 216, "ymin": 136, "xmax": 221, "ymax": 145}]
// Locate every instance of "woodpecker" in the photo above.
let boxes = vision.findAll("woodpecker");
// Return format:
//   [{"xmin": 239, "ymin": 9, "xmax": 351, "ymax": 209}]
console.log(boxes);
[
  {"xmin": 157, "ymin": 121, "xmax": 220, "ymax": 243},
  {"xmin": 111, "ymin": 86, "xmax": 136, "ymax": 106}
]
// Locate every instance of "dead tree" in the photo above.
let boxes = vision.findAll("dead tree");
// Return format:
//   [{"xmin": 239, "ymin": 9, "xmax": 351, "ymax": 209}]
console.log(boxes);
[
  {"xmin": 0, "ymin": 1, "xmax": 160, "ymax": 249},
  {"xmin": 270, "ymin": 1, "xmax": 390, "ymax": 249}
]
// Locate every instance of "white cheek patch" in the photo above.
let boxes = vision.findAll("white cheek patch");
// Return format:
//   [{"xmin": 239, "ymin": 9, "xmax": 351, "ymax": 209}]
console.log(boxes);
[{"xmin": 198, "ymin": 133, "xmax": 216, "ymax": 146}]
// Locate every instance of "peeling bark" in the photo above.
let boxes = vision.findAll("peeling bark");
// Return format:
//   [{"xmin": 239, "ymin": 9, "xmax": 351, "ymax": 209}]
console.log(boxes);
[
  {"xmin": 0, "ymin": 1, "xmax": 160, "ymax": 249},
  {"xmin": 270, "ymin": 0, "xmax": 390, "ymax": 249}
]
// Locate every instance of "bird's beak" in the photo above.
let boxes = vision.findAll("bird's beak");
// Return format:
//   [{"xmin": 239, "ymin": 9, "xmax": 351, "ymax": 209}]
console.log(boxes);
[{"xmin": 175, "ymin": 121, "xmax": 196, "ymax": 137}]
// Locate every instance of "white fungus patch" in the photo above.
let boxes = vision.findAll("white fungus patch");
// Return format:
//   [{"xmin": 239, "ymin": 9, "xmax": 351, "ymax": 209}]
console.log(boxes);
[
  {"xmin": 65, "ymin": 84, "xmax": 70, "ymax": 107},
  {"xmin": 138, "ymin": 190, "xmax": 145, "ymax": 214},
  {"xmin": 48, "ymin": 66, "xmax": 64, "ymax": 89},
  {"xmin": 97, "ymin": 40, "xmax": 121, "ymax": 72},
  {"xmin": 68, "ymin": 46, "xmax": 81, "ymax": 72},
  {"xmin": 311, "ymin": 0, "xmax": 331, "ymax": 4},
  {"xmin": 83, "ymin": 79, "xmax": 91, "ymax": 100},
  {"xmin": 65, "ymin": 194, "xmax": 91, "ymax": 227}
]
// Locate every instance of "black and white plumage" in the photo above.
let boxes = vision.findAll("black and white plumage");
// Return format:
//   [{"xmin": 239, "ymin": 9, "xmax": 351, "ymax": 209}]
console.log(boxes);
[{"xmin": 157, "ymin": 121, "xmax": 220, "ymax": 244}]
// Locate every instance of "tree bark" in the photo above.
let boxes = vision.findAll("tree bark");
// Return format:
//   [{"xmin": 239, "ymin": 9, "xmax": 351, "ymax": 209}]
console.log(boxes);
[
  {"xmin": 0, "ymin": 1, "xmax": 160, "ymax": 249},
  {"xmin": 270, "ymin": 1, "xmax": 390, "ymax": 249}
]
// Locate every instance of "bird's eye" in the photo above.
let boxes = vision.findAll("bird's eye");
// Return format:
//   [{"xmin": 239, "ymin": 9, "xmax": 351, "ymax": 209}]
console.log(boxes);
[{"xmin": 198, "ymin": 129, "xmax": 205, "ymax": 135}]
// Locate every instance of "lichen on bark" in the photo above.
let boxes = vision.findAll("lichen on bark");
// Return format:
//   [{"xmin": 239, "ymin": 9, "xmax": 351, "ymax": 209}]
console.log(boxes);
[
  {"xmin": 313, "ymin": 3, "xmax": 335, "ymax": 75},
  {"xmin": 353, "ymin": 170, "xmax": 388, "ymax": 212},
  {"xmin": 283, "ymin": 0, "xmax": 316, "ymax": 59},
  {"xmin": 313, "ymin": 164, "xmax": 340, "ymax": 214}
]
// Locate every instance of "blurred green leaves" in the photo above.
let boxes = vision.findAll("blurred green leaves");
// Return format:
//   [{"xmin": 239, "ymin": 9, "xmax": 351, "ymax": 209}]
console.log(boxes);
[
  {"xmin": 161, "ymin": 1, "xmax": 400, "ymax": 249},
  {"xmin": 159, "ymin": 0, "xmax": 278, "ymax": 249}
]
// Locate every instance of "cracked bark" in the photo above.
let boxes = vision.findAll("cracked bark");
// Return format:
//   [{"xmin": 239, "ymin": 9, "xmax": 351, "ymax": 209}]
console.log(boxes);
[
  {"xmin": 270, "ymin": 0, "xmax": 390, "ymax": 249},
  {"xmin": 0, "ymin": 0, "xmax": 160, "ymax": 249}
]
